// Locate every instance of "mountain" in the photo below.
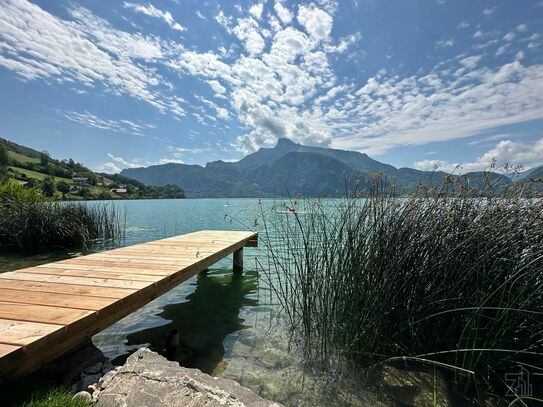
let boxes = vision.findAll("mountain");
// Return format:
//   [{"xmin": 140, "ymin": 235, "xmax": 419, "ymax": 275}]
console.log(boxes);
[
  {"xmin": 122, "ymin": 138, "xmax": 519, "ymax": 198},
  {"xmin": 516, "ymin": 164, "xmax": 543, "ymax": 180}
]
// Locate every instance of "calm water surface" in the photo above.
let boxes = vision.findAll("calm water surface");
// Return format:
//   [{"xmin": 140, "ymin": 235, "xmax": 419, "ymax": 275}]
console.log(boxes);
[{"xmin": 1, "ymin": 198, "xmax": 376, "ymax": 406}]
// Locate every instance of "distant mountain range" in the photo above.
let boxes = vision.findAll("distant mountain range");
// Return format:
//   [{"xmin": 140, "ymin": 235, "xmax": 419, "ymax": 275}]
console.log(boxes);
[{"xmin": 122, "ymin": 138, "xmax": 542, "ymax": 198}]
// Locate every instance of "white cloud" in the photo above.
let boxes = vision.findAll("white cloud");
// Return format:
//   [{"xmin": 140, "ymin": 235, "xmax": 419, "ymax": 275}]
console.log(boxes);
[
  {"xmin": 332, "ymin": 60, "xmax": 543, "ymax": 155},
  {"xmin": 496, "ymin": 43, "xmax": 509, "ymax": 56},
  {"xmin": 123, "ymin": 2, "xmax": 186, "ymax": 31},
  {"xmin": 207, "ymin": 80, "xmax": 227, "ymax": 94},
  {"xmin": 168, "ymin": 146, "xmax": 203, "ymax": 154},
  {"xmin": 97, "ymin": 153, "xmax": 144, "ymax": 173},
  {"xmin": 215, "ymin": 10, "xmax": 233, "ymax": 33},
  {"xmin": 62, "ymin": 111, "xmax": 154, "ymax": 136},
  {"xmin": 297, "ymin": 5, "xmax": 333, "ymax": 42},
  {"xmin": 98, "ymin": 152, "xmax": 185, "ymax": 173},
  {"xmin": 414, "ymin": 138, "xmax": 543, "ymax": 173},
  {"xmin": 457, "ymin": 21, "xmax": 469, "ymax": 29},
  {"xmin": 158, "ymin": 158, "xmax": 184, "ymax": 164},
  {"xmin": 517, "ymin": 24, "xmax": 528, "ymax": 32},
  {"xmin": 196, "ymin": 10, "xmax": 207, "ymax": 20},
  {"xmin": 436, "ymin": 38, "xmax": 454, "ymax": 48},
  {"xmin": 326, "ymin": 32, "xmax": 362, "ymax": 53},
  {"xmin": 97, "ymin": 162, "xmax": 123, "ymax": 173},
  {"xmin": 483, "ymin": 7, "xmax": 496, "ymax": 15},
  {"xmin": 0, "ymin": 0, "xmax": 185, "ymax": 118},
  {"xmin": 503, "ymin": 32, "xmax": 515, "ymax": 41},
  {"xmin": 274, "ymin": 1, "xmax": 292, "ymax": 24},
  {"xmin": 233, "ymin": 18, "xmax": 266, "ymax": 55},
  {"xmin": 460, "ymin": 55, "xmax": 482, "ymax": 69},
  {"xmin": 249, "ymin": 3, "xmax": 264, "ymax": 20}
]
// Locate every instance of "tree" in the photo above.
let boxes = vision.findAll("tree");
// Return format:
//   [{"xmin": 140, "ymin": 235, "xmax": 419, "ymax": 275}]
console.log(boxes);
[
  {"xmin": 163, "ymin": 184, "xmax": 185, "ymax": 199},
  {"xmin": 57, "ymin": 181, "xmax": 70, "ymax": 198},
  {"xmin": 41, "ymin": 176, "xmax": 56, "ymax": 197},
  {"xmin": 40, "ymin": 151, "xmax": 50, "ymax": 167},
  {"xmin": 0, "ymin": 142, "xmax": 9, "ymax": 167}
]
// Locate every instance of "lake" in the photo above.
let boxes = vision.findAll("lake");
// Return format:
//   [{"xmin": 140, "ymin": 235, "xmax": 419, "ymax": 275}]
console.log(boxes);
[{"xmin": 0, "ymin": 198, "xmax": 374, "ymax": 406}]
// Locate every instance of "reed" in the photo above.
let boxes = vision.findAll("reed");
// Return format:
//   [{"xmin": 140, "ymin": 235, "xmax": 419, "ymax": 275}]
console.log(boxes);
[
  {"xmin": 0, "ymin": 180, "xmax": 124, "ymax": 252},
  {"xmin": 259, "ymin": 174, "xmax": 543, "ymax": 400}
]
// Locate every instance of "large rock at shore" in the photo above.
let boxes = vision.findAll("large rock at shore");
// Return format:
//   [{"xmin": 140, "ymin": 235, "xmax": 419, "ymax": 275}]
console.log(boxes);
[{"xmin": 95, "ymin": 348, "xmax": 283, "ymax": 407}]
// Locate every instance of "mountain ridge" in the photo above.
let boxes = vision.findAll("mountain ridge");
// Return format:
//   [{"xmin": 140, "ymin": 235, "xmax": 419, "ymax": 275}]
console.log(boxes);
[{"xmin": 123, "ymin": 138, "xmax": 534, "ymax": 198}]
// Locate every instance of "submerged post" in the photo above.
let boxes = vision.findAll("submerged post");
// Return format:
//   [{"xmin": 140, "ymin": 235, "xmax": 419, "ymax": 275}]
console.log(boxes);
[{"xmin": 233, "ymin": 248, "xmax": 243, "ymax": 272}]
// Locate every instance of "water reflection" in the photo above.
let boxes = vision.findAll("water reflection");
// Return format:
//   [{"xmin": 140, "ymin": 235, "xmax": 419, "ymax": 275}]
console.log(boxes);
[{"xmin": 114, "ymin": 269, "xmax": 258, "ymax": 375}]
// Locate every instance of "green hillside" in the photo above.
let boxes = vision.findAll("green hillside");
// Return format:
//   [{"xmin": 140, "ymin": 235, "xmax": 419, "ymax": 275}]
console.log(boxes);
[{"xmin": 0, "ymin": 138, "xmax": 185, "ymax": 200}]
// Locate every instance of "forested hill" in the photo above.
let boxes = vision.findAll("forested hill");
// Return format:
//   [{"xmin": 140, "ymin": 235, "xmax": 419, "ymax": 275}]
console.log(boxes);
[{"xmin": 0, "ymin": 138, "xmax": 185, "ymax": 200}]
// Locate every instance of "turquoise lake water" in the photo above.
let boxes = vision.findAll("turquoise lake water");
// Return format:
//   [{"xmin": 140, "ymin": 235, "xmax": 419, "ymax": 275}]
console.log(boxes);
[
  {"xmin": 0, "ymin": 198, "xmax": 376, "ymax": 406},
  {"xmin": 86, "ymin": 198, "xmax": 374, "ymax": 406}
]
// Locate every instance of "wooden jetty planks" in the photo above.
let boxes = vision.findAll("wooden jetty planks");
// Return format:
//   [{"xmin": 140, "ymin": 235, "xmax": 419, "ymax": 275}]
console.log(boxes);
[
  {"xmin": 0, "ymin": 230, "xmax": 257, "ymax": 379},
  {"xmin": 0, "ymin": 289, "xmax": 117, "ymax": 311}
]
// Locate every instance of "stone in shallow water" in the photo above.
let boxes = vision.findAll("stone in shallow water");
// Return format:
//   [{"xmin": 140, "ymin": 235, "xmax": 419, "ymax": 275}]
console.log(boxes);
[
  {"xmin": 95, "ymin": 348, "xmax": 283, "ymax": 407},
  {"xmin": 372, "ymin": 364, "xmax": 452, "ymax": 407}
]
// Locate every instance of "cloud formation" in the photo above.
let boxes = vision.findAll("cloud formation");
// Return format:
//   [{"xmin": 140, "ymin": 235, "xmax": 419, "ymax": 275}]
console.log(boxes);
[
  {"xmin": 1, "ymin": 0, "xmax": 542, "ymax": 165},
  {"xmin": 414, "ymin": 138, "xmax": 543, "ymax": 173},
  {"xmin": 0, "ymin": 0, "xmax": 185, "ymax": 118},
  {"xmin": 123, "ymin": 2, "xmax": 186, "ymax": 31},
  {"xmin": 63, "ymin": 111, "xmax": 154, "ymax": 136}
]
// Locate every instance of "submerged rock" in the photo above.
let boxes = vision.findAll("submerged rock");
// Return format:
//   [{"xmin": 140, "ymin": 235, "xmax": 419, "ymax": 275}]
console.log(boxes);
[
  {"xmin": 372, "ymin": 364, "xmax": 452, "ymax": 407},
  {"xmin": 94, "ymin": 348, "xmax": 283, "ymax": 407}
]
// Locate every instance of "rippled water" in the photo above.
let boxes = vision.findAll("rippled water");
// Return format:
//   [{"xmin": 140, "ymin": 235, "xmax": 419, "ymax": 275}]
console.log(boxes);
[{"xmin": 1, "ymin": 198, "xmax": 379, "ymax": 406}]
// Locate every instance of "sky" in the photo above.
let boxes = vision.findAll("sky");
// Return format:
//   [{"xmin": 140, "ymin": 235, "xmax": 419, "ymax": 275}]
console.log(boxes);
[{"xmin": 0, "ymin": 0, "xmax": 542, "ymax": 173}]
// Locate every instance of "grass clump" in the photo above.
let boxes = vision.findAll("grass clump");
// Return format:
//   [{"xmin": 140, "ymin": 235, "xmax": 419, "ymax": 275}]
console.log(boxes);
[
  {"xmin": 260, "ymin": 174, "xmax": 543, "ymax": 402},
  {"xmin": 18, "ymin": 388, "xmax": 92, "ymax": 407},
  {"xmin": 0, "ymin": 179, "xmax": 124, "ymax": 252}
]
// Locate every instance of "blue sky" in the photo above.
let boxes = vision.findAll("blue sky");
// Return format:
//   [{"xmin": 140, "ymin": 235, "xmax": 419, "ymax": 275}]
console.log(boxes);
[{"xmin": 0, "ymin": 0, "xmax": 542, "ymax": 173}]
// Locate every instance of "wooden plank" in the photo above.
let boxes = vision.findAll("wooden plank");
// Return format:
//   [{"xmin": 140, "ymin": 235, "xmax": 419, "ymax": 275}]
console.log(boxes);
[
  {"xmin": 0, "ymin": 280, "xmax": 135, "ymax": 299},
  {"xmin": 0, "ymin": 273, "xmax": 152, "ymax": 290},
  {"xmin": 23, "ymin": 267, "xmax": 162, "ymax": 282},
  {"xmin": 35, "ymin": 263, "xmax": 174, "ymax": 276},
  {"xmin": 0, "ymin": 319, "xmax": 64, "ymax": 346},
  {"xmin": 79, "ymin": 255, "xmax": 205, "ymax": 264},
  {"xmin": 0, "ymin": 343, "xmax": 20, "ymax": 358},
  {"xmin": 60, "ymin": 259, "xmax": 182, "ymax": 270},
  {"xmin": 0, "ymin": 302, "xmax": 94, "ymax": 326},
  {"xmin": 0, "ymin": 289, "xmax": 116, "ymax": 311}
]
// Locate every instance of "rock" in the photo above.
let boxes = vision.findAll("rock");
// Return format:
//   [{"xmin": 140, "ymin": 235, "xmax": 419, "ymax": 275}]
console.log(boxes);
[
  {"xmin": 28, "ymin": 340, "xmax": 113, "ymax": 393},
  {"xmin": 98, "ymin": 367, "xmax": 121, "ymax": 388},
  {"xmin": 75, "ymin": 372, "xmax": 102, "ymax": 393},
  {"xmin": 73, "ymin": 391, "xmax": 92, "ymax": 401},
  {"xmin": 95, "ymin": 348, "xmax": 284, "ymax": 407},
  {"xmin": 372, "ymin": 364, "xmax": 452, "ymax": 407}
]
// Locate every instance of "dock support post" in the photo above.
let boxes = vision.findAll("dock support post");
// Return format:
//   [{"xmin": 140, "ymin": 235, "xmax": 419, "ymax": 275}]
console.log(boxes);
[{"xmin": 233, "ymin": 248, "xmax": 243, "ymax": 273}]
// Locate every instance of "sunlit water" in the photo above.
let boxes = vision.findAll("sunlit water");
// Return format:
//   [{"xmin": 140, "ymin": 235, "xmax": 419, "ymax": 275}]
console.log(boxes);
[{"xmin": 0, "ymin": 198, "xmax": 378, "ymax": 406}]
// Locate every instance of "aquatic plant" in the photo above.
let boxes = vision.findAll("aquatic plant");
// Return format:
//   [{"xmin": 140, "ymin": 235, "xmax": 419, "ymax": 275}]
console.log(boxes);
[
  {"xmin": 260, "ymin": 173, "xmax": 543, "ymax": 402},
  {"xmin": 0, "ymin": 179, "xmax": 124, "ymax": 252}
]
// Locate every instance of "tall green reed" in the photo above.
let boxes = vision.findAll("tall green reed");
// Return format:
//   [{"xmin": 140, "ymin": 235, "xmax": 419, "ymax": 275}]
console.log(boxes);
[
  {"xmin": 259, "ymin": 174, "xmax": 543, "ymax": 400},
  {"xmin": 0, "ymin": 180, "xmax": 124, "ymax": 252}
]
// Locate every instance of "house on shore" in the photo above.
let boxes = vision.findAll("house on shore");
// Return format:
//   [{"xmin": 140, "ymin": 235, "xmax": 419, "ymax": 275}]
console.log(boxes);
[
  {"xmin": 72, "ymin": 177, "xmax": 89, "ymax": 186},
  {"xmin": 111, "ymin": 188, "xmax": 127, "ymax": 195}
]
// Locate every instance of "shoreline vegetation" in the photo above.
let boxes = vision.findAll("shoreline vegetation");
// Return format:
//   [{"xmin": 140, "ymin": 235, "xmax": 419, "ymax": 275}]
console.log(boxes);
[
  {"xmin": 0, "ymin": 138, "xmax": 185, "ymax": 201},
  {"xmin": 260, "ymin": 173, "xmax": 543, "ymax": 405},
  {"xmin": 0, "ymin": 180, "xmax": 125, "ymax": 252}
]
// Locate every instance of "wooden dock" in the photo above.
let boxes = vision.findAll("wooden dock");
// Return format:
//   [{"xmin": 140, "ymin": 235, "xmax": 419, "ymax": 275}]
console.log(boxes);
[{"xmin": 0, "ymin": 230, "xmax": 257, "ymax": 380}]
